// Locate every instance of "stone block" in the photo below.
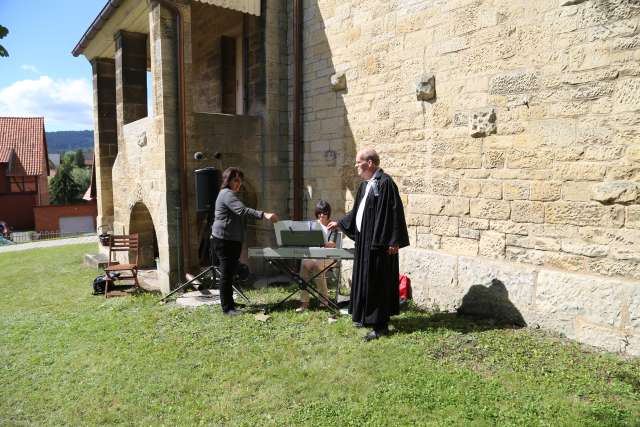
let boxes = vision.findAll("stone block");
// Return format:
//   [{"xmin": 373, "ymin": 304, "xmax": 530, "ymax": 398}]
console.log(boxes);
[
  {"xmin": 531, "ymin": 181, "xmax": 562, "ymax": 201},
  {"xmin": 483, "ymin": 151, "xmax": 505, "ymax": 168},
  {"xmin": 479, "ymin": 231, "xmax": 506, "ymax": 259},
  {"xmin": 563, "ymin": 181, "xmax": 593, "ymax": 201},
  {"xmin": 459, "ymin": 228, "xmax": 480, "ymax": 240},
  {"xmin": 613, "ymin": 78, "xmax": 640, "ymax": 112},
  {"xmin": 460, "ymin": 180, "xmax": 481, "ymax": 197},
  {"xmin": 441, "ymin": 237, "xmax": 479, "ymax": 256},
  {"xmin": 469, "ymin": 109, "xmax": 497, "ymax": 138},
  {"xmin": 511, "ymin": 200, "xmax": 544, "ymax": 223},
  {"xmin": 507, "ymin": 148, "xmax": 554, "ymax": 169},
  {"xmin": 610, "ymin": 246, "xmax": 640, "ymax": 262},
  {"xmin": 490, "ymin": 220, "xmax": 529, "ymax": 235},
  {"xmin": 628, "ymin": 206, "xmax": 640, "ymax": 229},
  {"xmin": 471, "ymin": 199, "xmax": 510, "ymax": 220},
  {"xmin": 561, "ymin": 239, "xmax": 608, "ymax": 257},
  {"xmin": 406, "ymin": 214, "xmax": 430, "ymax": 227},
  {"xmin": 545, "ymin": 202, "xmax": 625, "ymax": 227},
  {"xmin": 431, "ymin": 177, "xmax": 459, "ymax": 195},
  {"xmin": 503, "ymin": 181, "xmax": 530, "ymax": 200},
  {"xmin": 555, "ymin": 162, "xmax": 607, "ymax": 181},
  {"xmin": 506, "ymin": 246, "xmax": 545, "ymax": 266},
  {"xmin": 457, "ymin": 256, "xmax": 535, "ymax": 324},
  {"xmin": 536, "ymin": 270, "xmax": 634, "ymax": 336},
  {"xmin": 591, "ymin": 181, "xmax": 639, "ymax": 204},
  {"xmin": 460, "ymin": 217, "xmax": 490, "ymax": 230},
  {"xmin": 416, "ymin": 233, "xmax": 441, "ymax": 250},
  {"xmin": 606, "ymin": 164, "xmax": 640, "ymax": 180},
  {"xmin": 589, "ymin": 258, "xmax": 640, "ymax": 280},
  {"xmin": 480, "ymin": 181, "xmax": 503, "ymax": 199},
  {"xmin": 453, "ymin": 112, "xmax": 468, "ymax": 127},
  {"xmin": 409, "ymin": 194, "xmax": 442, "ymax": 215},
  {"xmin": 506, "ymin": 234, "xmax": 533, "ymax": 249},
  {"xmin": 416, "ymin": 73, "xmax": 436, "ymax": 101},
  {"xmin": 444, "ymin": 155, "xmax": 482, "ymax": 169},
  {"xmin": 489, "ymin": 71, "xmax": 539, "ymax": 95},
  {"xmin": 430, "ymin": 215, "xmax": 459, "ymax": 236},
  {"xmin": 400, "ymin": 248, "xmax": 459, "ymax": 310},
  {"xmin": 574, "ymin": 318, "xmax": 634, "ymax": 355},
  {"xmin": 442, "ymin": 197, "xmax": 470, "ymax": 216}
]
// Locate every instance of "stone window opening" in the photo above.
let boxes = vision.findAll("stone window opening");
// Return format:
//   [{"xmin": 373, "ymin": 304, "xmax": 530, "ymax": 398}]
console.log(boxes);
[{"xmin": 221, "ymin": 25, "xmax": 245, "ymax": 115}]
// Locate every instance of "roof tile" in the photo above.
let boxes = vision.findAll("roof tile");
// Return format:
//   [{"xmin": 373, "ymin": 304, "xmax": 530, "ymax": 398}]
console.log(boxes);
[{"xmin": 0, "ymin": 117, "xmax": 47, "ymax": 176}]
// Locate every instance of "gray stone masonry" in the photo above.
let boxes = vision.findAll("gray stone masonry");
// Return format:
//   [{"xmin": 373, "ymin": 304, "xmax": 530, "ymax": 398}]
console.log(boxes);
[{"xmin": 91, "ymin": 57, "xmax": 117, "ymax": 241}]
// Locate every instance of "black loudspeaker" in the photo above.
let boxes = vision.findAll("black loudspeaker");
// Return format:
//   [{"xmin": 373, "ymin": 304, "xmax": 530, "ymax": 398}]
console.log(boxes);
[{"xmin": 194, "ymin": 167, "xmax": 221, "ymax": 212}]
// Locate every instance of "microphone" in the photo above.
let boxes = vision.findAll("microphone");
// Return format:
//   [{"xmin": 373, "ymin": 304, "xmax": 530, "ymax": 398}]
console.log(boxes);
[{"xmin": 194, "ymin": 151, "xmax": 205, "ymax": 161}]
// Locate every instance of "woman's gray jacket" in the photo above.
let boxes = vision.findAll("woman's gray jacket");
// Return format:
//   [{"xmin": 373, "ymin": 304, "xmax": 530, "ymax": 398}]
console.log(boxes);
[{"xmin": 211, "ymin": 188, "xmax": 263, "ymax": 242}]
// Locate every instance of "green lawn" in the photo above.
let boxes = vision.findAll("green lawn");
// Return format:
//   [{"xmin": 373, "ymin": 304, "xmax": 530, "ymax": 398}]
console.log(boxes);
[{"xmin": 1, "ymin": 244, "xmax": 639, "ymax": 426}]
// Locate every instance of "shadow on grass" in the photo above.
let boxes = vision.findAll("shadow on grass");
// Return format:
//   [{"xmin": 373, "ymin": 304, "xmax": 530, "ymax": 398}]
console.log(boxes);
[
  {"xmin": 394, "ymin": 279, "xmax": 526, "ymax": 335},
  {"xmin": 393, "ymin": 308, "xmax": 523, "ymax": 336}
]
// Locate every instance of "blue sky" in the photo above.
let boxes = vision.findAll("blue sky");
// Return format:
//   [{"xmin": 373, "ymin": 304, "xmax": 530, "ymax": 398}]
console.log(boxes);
[{"xmin": 0, "ymin": 0, "xmax": 106, "ymax": 131}]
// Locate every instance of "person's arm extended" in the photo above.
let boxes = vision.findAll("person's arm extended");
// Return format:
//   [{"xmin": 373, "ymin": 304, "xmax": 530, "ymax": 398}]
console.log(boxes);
[
  {"xmin": 225, "ymin": 191, "xmax": 263, "ymax": 219},
  {"xmin": 225, "ymin": 191, "xmax": 279, "ymax": 223}
]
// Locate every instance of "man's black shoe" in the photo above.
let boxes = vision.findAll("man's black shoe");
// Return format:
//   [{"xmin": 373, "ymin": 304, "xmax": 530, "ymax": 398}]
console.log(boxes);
[{"xmin": 363, "ymin": 328, "xmax": 389, "ymax": 342}]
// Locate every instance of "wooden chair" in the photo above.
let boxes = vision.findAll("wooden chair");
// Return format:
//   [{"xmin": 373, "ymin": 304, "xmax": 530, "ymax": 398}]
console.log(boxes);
[{"xmin": 103, "ymin": 234, "xmax": 140, "ymax": 297}]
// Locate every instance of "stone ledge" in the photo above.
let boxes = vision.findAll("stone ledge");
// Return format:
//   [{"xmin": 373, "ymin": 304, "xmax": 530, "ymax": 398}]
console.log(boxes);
[
  {"xmin": 400, "ymin": 248, "xmax": 640, "ymax": 356},
  {"xmin": 84, "ymin": 253, "xmax": 109, "ymax": 269}
]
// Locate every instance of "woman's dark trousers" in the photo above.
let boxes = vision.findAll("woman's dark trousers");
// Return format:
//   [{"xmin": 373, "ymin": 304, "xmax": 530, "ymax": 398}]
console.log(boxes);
[{"xmin": 212, "ymin": 237, "xmax": 242, "ymax": 313}]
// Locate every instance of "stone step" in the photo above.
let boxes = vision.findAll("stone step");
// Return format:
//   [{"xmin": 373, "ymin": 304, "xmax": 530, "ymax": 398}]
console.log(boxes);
[{"xmin": 84, "ymin": 252, "xmax": 109, "ymax": 269}]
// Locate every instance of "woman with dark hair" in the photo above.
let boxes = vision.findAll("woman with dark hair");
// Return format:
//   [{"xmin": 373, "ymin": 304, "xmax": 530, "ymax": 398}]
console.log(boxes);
[
  {"xmin": 297, "ymin": 199, "xmax": 338, "ymax": 312},
  {"xmin": 212, "ymin": 167, "xmax": 279, "ymax": 315}
]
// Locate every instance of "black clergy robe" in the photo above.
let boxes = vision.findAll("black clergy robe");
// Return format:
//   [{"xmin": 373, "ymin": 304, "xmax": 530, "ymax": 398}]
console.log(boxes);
[{"xmin": 339, "ymin": 168, "xmax": 410, "ymax": 327}]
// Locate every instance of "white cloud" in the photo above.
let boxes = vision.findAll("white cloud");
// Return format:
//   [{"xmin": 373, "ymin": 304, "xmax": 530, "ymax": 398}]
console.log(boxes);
[
  {"xmin": 20, "ymin": 64, "xmax": 40, "ymax": 74},
  {"xmin": 0, "ymin": 76, "xmax": 93, "ymax": 131}
]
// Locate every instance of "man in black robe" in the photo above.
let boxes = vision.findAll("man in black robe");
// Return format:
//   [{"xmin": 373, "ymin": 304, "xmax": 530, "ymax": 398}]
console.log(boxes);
[{"xmin": 328, "ymin": 148, "xmax": 410, "ymax": 341}]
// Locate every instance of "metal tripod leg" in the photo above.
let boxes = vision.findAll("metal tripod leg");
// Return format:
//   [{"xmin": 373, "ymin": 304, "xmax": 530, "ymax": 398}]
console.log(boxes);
[{"xmin": 159, "ymin": 266, "xmax": 214, "ymax": 303}]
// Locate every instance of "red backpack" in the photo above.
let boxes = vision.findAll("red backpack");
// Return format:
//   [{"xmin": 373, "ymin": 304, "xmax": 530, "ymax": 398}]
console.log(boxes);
[{"xmin": 399, "ymin": 274, "xmax": 412, "ymax": 302}]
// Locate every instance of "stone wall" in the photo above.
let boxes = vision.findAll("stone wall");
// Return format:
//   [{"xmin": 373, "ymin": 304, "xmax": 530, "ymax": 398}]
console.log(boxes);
[
  {"xmin": 401, "ymin": 247, "xmax": 640, "ymax": 356},
  {"xmin": 300, "ymin": 0, "xmax": 640, "ymax": 354}
]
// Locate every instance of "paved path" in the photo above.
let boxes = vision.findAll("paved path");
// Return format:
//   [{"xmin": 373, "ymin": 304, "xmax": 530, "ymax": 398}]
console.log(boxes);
[{"xmin": 0, "ymin": 236, "xmax": 97, "ymax": 254}]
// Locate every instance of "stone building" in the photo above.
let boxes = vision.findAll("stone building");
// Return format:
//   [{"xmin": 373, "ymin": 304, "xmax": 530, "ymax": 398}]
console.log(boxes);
[{"xmin": 75, "ymin": 0, "xmax": 640, "ymax": 355}]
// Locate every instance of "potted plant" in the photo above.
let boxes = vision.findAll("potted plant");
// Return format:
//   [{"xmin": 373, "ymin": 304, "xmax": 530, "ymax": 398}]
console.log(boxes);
[{"xmin": 98, "ymin": 225, "xmax": 112, "ymax": 247}]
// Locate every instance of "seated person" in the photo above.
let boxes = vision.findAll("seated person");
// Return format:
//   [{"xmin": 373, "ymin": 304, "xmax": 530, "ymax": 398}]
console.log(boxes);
[{"xmin": 297, "ymin": 200, "xmax": 338, "ymax": 312}]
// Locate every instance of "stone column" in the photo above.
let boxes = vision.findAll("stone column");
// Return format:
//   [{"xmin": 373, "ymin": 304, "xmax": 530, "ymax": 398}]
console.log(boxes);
[
  {"xmin": 114, "ymin": 30, "xmax": 148, "ymax": 145},
  {"xmin": 91, "ymin": 58, "xmax": 117, "ymax": 239},
  {"xmin": 149, "ymin": 1, "xmax": 192, "ymax": 292}
]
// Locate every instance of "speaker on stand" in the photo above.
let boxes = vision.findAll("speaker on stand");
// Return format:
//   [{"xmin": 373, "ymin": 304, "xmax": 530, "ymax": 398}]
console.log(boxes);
[{"xmin": 194, "ymin": 166, "xmax": 221, "ymax": 268}]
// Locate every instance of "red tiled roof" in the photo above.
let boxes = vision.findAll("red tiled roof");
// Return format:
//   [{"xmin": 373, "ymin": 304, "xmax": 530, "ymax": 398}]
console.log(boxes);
[{"xmin": 0, "ymin": 117, "xmax": 48, "ymax": 176}]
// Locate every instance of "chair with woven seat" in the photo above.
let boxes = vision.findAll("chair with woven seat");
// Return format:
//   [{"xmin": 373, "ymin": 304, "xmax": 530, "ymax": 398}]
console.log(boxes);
[{"xmin": 103, "ymin": 234, "xmax": 140, "ymax": 297}]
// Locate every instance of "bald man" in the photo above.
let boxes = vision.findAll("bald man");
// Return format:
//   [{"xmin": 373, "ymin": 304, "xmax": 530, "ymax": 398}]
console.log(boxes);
[{"xmin": 328, "ymin": 148, "xmax": 409, "ymax": 341}]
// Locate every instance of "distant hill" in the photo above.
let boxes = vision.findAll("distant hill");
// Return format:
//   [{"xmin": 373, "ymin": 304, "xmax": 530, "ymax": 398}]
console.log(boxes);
[{"xmin": 45, "ymin": 130, "xmax": 93, "ymax": 154}]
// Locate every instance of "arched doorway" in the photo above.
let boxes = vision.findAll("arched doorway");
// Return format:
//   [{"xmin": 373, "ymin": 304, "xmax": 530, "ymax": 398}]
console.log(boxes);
[{"xmin": 129, "ymin": 202, "xmax": 159, "ymax": 269}]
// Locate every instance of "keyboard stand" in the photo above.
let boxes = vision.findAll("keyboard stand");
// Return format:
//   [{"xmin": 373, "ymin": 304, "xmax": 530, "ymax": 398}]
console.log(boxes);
[{"xmin": 263, "ymin": 258, "xmax": 341, "ymax": 314}]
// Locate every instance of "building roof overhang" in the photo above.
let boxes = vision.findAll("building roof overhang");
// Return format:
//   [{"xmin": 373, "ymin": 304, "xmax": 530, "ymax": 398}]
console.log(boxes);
[{"xmin": 73, "ymin": 0, "xmax": 261, "ymax": 60}]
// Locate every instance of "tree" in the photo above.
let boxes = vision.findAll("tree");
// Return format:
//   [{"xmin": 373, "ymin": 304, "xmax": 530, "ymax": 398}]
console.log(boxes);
[
  {"xmin": 0, "ymin": 25, "xmax": 8, "ymax": 57},
  {"xmin": 75, "ymin": 149, "xmax": 85, "ymax": 168},
  {"xmin": 49, "ymin": 160, "xmax": 81, "ymax": 204},
  {"xmin": 71, "ymin": 166, "xmax": 91, "ymax": 193},
  {"xmin": 63, "ymin": 151, "xmax": 76, "ymax": 165}
]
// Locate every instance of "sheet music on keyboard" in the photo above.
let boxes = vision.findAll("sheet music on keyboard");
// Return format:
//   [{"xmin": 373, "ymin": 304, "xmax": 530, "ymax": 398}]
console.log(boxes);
[{"xmin": 273, "ymin": 220, "xmax": 321, "ymax": 246}]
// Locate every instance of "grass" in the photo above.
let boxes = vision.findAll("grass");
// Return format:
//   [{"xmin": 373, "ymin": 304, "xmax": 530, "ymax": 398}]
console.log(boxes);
[{"xmin": 1, "ymin": 243, "xmax": 639, "ymax": 426}]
